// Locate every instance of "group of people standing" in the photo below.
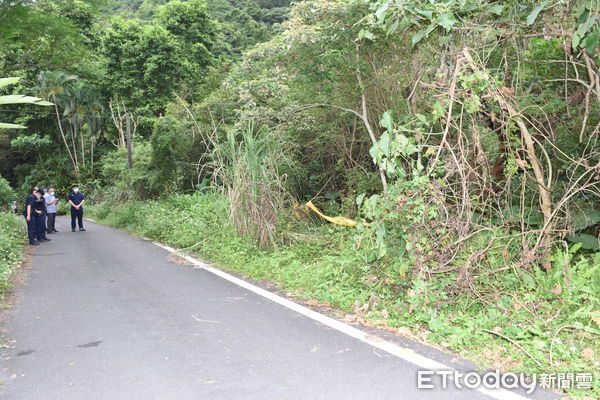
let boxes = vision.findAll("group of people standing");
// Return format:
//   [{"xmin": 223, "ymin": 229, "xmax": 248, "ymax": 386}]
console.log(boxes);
[{"xmin": 24, "ymin": 184, "xmax": 86, "ymax": 245}]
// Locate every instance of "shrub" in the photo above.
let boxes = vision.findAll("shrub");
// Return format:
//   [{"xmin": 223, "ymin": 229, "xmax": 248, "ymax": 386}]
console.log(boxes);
[
  {"xmin": 0, "ymin": 175, "xmax": 15, "ymax": 211},
  {"xmin": 0, "ymin": 213, "xmax": 25, "ymax": 299}
]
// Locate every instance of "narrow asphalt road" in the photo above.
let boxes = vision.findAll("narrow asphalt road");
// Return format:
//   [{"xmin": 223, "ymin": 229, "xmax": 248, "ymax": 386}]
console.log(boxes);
[{"xmin": 0, "ymin": 216, "xmax": 557, "ymax": 400}]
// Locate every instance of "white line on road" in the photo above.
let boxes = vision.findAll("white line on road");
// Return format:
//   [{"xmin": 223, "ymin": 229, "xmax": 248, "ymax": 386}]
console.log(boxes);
[{"xmin": 152, "ymin": 241, "xmax": 532, "ymax": 400}]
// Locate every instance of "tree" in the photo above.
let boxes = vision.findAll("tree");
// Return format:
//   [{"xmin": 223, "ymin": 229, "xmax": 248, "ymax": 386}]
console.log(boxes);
[
  {"xmin": 62, "ymin": 81, "xmax": 104, "ymax": 171},
  {"xmin": 100, "ymin": 17, "xmax": 197, "ymax": 115},
  {"xmin": 0, "ymin": 0, "xmax": 98, "ymax": 75},
  {"xmin": 35, "ymin": 71, "xmax": 79, "ymax": 171},
  {"xmin": 155, "ymin": 0, "xmax": 216, "ymax": 90}
]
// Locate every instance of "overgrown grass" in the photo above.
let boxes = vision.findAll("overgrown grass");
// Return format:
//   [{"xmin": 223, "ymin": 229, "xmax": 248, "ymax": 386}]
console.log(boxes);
[
  {"xmin": 0, "ymin": 213, "xmax": 26, "ymax": 302},
  {"xmin": 89, "ymin": 193, "xmax": 599, "ymax": 399}
]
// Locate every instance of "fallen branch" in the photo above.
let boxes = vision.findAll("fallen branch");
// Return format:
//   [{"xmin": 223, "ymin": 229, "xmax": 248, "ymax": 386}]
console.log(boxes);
[{"xmin": 479, "ymin": 328, "xmax": 543, "ymax": 368}]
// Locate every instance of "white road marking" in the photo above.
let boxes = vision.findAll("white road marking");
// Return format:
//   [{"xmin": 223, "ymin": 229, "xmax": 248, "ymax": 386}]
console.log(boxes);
[
  {"xmin": 84, "ymin": 218, "xmax": 96, "ymax": 222},
  {"xmin": 152, "ymin": 241, "xmax": 531, "ymax": 400}
]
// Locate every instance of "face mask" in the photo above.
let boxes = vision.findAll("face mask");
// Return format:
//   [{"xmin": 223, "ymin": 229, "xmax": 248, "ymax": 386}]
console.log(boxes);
[
  {"xmin": 35, "ymin": 195, "xmax": 41, "ymax": 199},
  {"xmin": 49, "ymin": 192, "xmax": 54, "ymax": 196},
  {"xmin": 73, "ymin": 188, "xmax": 79, "ymax": 193}
]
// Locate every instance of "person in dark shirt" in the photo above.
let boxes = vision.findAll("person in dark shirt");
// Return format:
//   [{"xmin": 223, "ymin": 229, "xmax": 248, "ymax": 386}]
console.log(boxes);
[
  {"xmin": 67, "ymin": 184, "xmax": 86, "ymax": 232},
  {"xmin": 23, "ymin": 186, "xmax": 39, "ymax": 245},
  {"xmin": 33, "ymin": 188, "xmax": 50, "ymax": 242}
]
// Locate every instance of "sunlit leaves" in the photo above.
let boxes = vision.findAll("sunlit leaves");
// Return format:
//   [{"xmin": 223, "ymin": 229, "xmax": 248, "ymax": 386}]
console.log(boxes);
[
  {"xmin": 379, "ymin": 110, "xmax": 393, "ymax": 131},
  {"xmin": 526, "ymin": 0, "xmax": 549, "ymax": 26},
  {"xmin": 358, "ymin": 28, "xmax": 375, "ymax": 40},
  {"xmin": 437, "ymin": 12, "xmax": 457, "ymax": 31},
  {"xmin": 0, "ymin": 76, "xmax": 53, "ymax": 130},
  {"xmin": 572, "ymin": 1, "xmax": 599, "ymax": 54},
  {"xmin": 583, "ymin": 29, "xmax": 599, "ymax": 54},
  {"xmin": 411, "ymin": 23, "xmax": 435, "ymax": 46},
  {"xmin": 0, "ymin": 123, "xmax": 26, "ymax": 129},
  {"xmin": 489, "ymin": 4, "xmax": 504, "ymax": 15},
  {"xmin": 0, "ymin": 95, "xmax": 52, "ymax": 106},
  {"xmin": 0, "ymin": 77, "xmax": 20, "ymax": 89},
  {"xmin": 10, "ymin": 133, "xmax": 52, "ymax": 152}
]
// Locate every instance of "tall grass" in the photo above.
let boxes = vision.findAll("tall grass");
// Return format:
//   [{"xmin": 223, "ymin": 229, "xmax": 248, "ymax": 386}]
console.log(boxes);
[{"xmin": 213, "ymin": 121, "xmax": 288, "ymax": 247}]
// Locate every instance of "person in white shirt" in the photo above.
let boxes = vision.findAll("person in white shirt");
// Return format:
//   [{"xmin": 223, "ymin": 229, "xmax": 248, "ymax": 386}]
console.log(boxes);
[{"xmin": 44, "ymin": 187, "xmax": 59, "ymax": 234}]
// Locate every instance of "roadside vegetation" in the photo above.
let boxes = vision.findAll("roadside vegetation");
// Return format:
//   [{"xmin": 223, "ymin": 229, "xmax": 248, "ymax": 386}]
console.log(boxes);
[
  {"xmin": 1, "ymin": 0, "xmax": 599, "ymax": 397},
  {"xmin": 0, "ymin": 177, "xmax": 25, "ymax": 302},
  {"xmin": 89, "ymin": 191, "xmax": 599, "ymax": 398}
]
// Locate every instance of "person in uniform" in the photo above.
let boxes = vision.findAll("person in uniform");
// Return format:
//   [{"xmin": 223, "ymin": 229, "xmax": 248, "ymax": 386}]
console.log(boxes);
[
  {"xmin": 44, "ymin": 187, "xmax": 59, "ymax": 234},
  {"xmin": 24, "ymin": 186, "xmax": 39, "ymax": 245},
  {"xmin": 67, "ymin": 184, "xmax": 85, "ymax": 232},
  {"xmin": 33, "ymin": 188, "xmax": 50, "ymax": 242}
]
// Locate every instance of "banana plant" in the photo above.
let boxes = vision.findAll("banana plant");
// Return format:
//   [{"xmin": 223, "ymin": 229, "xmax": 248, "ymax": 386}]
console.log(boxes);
[{"xmin": 0, "ymin": 77, "xmax": 53, "ymax": 129}]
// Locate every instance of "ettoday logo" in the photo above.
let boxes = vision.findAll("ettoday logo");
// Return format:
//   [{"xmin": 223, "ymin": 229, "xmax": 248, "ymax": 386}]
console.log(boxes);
[
  {"xmin": 417, "ymin": 370, "xmax": 595, "ymax": 394},
  {"xmin": 418, "ymin": 369, "xmax": 536, "ymax": 394}
]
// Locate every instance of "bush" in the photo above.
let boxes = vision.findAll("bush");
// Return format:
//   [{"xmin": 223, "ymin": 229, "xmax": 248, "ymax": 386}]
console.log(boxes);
[
  {"xmin": 98, "ymin": 142, "xmax": 154, "ymax": 201},
  {"xmin": 0, "ymin": 174, "xmax": 15, "ymax": 211},
  {"xmin": 0, "ymin": 213, "xmax": 25, "ymax": 299},
  {"xmin": 148, "ymin": 116, "xmax": 184, "ymax": 194}
]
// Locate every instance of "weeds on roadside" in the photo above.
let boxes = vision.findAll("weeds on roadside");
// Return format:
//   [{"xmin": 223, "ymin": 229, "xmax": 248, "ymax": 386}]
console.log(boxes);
[
  {"xmin": 0, "ymin": 213, "xmax": 26, "ymax": 302},
  {"xmin": 89, "ymin": 193, "xmax": 599, "ymax": 399}
]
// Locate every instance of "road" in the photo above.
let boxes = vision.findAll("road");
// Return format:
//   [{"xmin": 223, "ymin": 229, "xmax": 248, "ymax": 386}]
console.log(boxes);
[{"xmin": 0, "ymin": 216, "xmax": 558, "ymax": 400}]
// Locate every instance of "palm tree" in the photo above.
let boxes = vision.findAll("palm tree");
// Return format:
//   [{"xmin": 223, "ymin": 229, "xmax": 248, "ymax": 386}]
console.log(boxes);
[
  {"xmin": 35, "ymin": 71, "xmax": 79, "ymax": 172},
  {"xmin": 82, "ymin": 89, "xmax": 104, "ymax": 172},
  {"xmin": 35, "ymin": 71, "xmax": 105, "ymax": 175},
  {"xmin": 62, "ymin": 81, "xmax": 104, "ymax": 171}
]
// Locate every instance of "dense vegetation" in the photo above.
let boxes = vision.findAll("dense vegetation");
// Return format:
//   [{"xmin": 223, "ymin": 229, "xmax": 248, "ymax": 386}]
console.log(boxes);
[
  {"xmin": 0, "ymin": 211, "xmax": 26, "ymax": 301},
  {"xmin": 1, "ymin": 0, "xmax": 599, "ymax": 397}
]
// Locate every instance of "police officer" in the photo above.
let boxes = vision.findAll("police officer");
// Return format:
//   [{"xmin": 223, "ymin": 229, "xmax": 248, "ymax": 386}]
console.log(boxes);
[
  {"xmin": 33, "ymin": 188, "xmax": 50, "ymax": 242},
  {"xmin": 24, "ymin": 186, "xmax": 39, "ymax": 245},
  {"xmin": 67, "ymin": 184, "xmax": 86, "ymax": 232}
]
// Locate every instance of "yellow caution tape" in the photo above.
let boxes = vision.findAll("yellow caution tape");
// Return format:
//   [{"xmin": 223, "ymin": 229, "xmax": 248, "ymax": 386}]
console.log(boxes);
[{"xmin": 295, "ymin": 201, "xmax": 370, "ymax": 227}]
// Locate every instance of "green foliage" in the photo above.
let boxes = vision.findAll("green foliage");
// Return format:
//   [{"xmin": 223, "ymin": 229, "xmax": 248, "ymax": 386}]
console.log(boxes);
[
  {"xmin": 0, "ymin": 213, "xmax": 25, "ymax": 300},
  {"xmin": 155, "ymin": 0, "xmax": 215, "ymax": 75},
  {"xmin": 0, "ymin": 0, "xmax": 99, "ymax": 75},
  {"xmin": 10, "ymin": 134, "xmax": 52, "ymax": 154},
  {"xmin": 213, "ymin": 121, "xmax": 288, "ymax": 246},
  {"xmin": 149, "ymin": 116, "xmax": 183, "ymax": 193},
  {"xmin": 99, "ymin": 141, "xmax": 154, "ymax": 200},
  {"xmin": 2, "ymin": 1, "xmax": 600, "ymax": 395},
  {"xmin": 0, "ymin": 77, "xmax": 53, "ymax": 129},
  {"xmin": 97, "ymin": 2, "xmax": 216, "ymax": 116},
  {"xmin": 33, "ymin": 70, "xmax": 103, "ymax": 175},
  {"xmin": 572, "ymin": 0, "xmax": 600, "ymax": 55},
  {"xmin": 207, "ymin": 0, "xmax": 279, "ymax": 58},
  {"xmin": 113, "ymin": 0, "xmax": 291, "ymax": 58},
  {"xmin": 99, "ymin": 17, "xmax": 196, "ymax": 115},
  {"xmin": 89, "ymin": 193, "xmax": 600, "ymax": 399},
  {"xmin": 363, "ymin": 0, "xmax": 564, "ymax": 46},
  {"xmin": 0, "ymin": 175, "xmax": 16, "ymax": 211},
  {"xmin": 355, "ymin": 111, "xmax": 435, "ymax": 266}
]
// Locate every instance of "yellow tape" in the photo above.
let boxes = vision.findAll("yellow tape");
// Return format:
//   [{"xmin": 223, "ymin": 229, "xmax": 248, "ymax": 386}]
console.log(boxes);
[{"xmin": 295, "ymin": 201, "xmax": 370, "ymax": 227}]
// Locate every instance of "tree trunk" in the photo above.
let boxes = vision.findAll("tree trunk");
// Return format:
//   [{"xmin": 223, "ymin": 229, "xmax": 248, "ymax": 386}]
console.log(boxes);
[
  {"xmin": 54, "ymin": 102, "xmax": 77, "ymax": 171},
  {"xmin": 463, "ymin": 48, "xmax": 552, "ymax": 227}
]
